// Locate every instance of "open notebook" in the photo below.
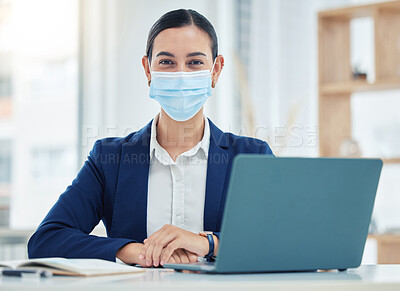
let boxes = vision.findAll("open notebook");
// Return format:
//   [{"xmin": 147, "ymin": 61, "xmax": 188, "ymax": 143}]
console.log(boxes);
[{"xmin": 0, "ymin": 258, "xmax": 144, "ymax": 276}]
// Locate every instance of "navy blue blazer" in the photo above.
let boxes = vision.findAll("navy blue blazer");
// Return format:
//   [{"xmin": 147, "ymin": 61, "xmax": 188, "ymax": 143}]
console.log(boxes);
[{"xmin": 28, "ymin": 119, "xmax": 273, "ymax": 262}]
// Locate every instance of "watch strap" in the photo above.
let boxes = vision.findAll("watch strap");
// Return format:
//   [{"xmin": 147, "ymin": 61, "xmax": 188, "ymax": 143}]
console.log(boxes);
[{"xmin": 204, "ymin": 233, "xmax": 215, "ymax": 261}]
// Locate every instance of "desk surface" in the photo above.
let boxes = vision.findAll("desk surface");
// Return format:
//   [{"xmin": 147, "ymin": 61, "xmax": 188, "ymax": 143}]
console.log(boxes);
[{"xmin": 1, "ymin": 265, "xmax": 400, "ymax": 291}]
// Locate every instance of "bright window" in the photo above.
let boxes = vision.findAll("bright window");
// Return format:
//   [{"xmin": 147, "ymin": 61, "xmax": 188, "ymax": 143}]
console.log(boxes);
[{"xmin": 0, "ymin": 0, "xmax": 78, "ymax": 229}]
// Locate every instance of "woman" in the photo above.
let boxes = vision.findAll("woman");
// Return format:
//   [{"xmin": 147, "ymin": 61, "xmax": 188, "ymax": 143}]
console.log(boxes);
[{"xmin": 28, "ymin": 9, "xmax": 273, "ymax": 267}]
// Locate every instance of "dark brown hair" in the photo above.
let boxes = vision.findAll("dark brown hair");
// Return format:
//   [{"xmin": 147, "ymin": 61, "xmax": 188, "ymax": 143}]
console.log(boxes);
[{"xmin": 146, "ymin": 9, "xmax": 218, "ymax": 62}]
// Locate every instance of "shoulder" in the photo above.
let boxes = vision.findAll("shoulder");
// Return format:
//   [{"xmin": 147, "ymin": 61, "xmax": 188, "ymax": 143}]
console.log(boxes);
[
  {"xmin": 90, "ymin": 132, "xmax": 135, "ymax": 155},
  {"xmin": 89, "ymin": 120, "xmax": 153, "ymax": 157},
  {"xmin": 208, "ymin": 119, "xmax": 274, "ymax": 156},
  {"xmin": 223, "ymin": 132, "xmax": 274, "ymax": 155}
]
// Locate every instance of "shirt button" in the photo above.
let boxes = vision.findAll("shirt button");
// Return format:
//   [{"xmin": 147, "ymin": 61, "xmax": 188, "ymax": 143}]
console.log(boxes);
[{"xmin": 176, "ymin": 176, "xmax": 182, "ymax": 182}]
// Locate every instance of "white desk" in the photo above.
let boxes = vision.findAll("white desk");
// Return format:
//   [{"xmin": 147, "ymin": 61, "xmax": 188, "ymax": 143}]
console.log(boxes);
[{"xmin": 1, "ymin": 265, "xmax": 400, "ymax": 290}]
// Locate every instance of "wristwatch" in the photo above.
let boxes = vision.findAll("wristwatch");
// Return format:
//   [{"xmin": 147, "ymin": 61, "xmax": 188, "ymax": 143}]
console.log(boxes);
[{"xmin": 199, "ymin": 231, "xmax": 215, "ymax": 261}]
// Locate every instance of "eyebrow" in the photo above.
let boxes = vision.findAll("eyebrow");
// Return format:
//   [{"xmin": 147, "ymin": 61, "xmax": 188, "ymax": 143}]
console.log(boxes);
[
  {"xmin": 156, "ymin": 51, "xmax": 175, "ymax": 57},
  {"xmin": 186, "ymin": 52, "xmax": 207, "ymax": 57},
  {"xmin": 155, "ymin": 51, "xmax": 207, "ymax": 58}
]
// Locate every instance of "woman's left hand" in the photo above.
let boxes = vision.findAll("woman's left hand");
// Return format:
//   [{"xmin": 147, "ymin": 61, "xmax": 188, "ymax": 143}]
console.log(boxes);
[{"xmin": 139, "ymin": 224, "xmax": 211, "ymax": 267}]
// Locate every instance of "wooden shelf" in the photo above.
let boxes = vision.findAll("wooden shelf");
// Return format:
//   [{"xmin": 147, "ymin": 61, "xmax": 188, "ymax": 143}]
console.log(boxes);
[
  {"xmin": 368, "ymin": 234, "xmax": 400, "ymax": 264},
  {"xmin": 321, "ymin": 79, "xmax": 400, "ymax": 94},
  {"xmin": 318, "ymin": 0, "xmax": 400, "ymax": 157},
  {"xmin": 383, "ymin": 158, "xmax": 400, "ymax": 164},
  {"xmin": 319, "ymin": 1, "xmax": 400, "ymax": 19},
  {"xmin": 369, "ymin": 234, "xmax": 400, "ymax": 241}
]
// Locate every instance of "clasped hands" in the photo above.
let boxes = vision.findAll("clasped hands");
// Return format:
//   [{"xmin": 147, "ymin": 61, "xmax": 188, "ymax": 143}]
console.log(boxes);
[{"xmin": 116, "ymin": 225, "xmax": 218, "ymax": 267}]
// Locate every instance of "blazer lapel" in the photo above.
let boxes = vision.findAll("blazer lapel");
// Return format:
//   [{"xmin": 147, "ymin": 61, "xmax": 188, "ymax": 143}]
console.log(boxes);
[
  {"xmin": 110, "ymin": 120, "xmax": 152, "ymax": 243},
  {"xmin": 204, "ymin": 119, "xmax": 232, "ymax": 232}
]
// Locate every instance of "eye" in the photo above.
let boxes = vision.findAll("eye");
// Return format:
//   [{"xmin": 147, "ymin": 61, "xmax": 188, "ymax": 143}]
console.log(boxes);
[
  {"xmin": 188, "ymin": 60, "xmax": 204, "ymax": 66},
  {"xmin": 159, "ymin": 59, "xmax": 174, "ymax": 65}
]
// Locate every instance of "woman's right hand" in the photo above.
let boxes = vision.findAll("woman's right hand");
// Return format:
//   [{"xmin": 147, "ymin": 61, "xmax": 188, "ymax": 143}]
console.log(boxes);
[
  {"xmin": 116, "ymin": 243, "xmax": 198, "ymax": 267},
  {"xmin": 163, "ymin": 248, "xmax": 198, "ymax": 265}
]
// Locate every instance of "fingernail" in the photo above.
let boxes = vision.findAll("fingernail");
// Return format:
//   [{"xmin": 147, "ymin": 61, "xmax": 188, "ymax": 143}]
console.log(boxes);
[
  {"xmin": 146, "ymin": 261, "xmax": 151, "ymax": 266},
  {"xmin": 139, "ymin": 254, "xmax": 143, "ymax": 260},
  {"xmin": 160, "ymin": 260, "xmax": 164, "ymax": 265}
]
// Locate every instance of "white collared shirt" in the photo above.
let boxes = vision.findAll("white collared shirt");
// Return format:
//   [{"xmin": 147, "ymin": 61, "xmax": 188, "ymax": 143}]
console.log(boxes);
[{"xmin": 146, "ymin": 114, "xmax": 210, "ymax": 237}]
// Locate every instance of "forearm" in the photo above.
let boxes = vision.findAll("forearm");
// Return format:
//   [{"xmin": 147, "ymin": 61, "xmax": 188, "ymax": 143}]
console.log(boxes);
[{"xmin": 28, "ymin": 222, "xmax": 134, "ymax": 262}]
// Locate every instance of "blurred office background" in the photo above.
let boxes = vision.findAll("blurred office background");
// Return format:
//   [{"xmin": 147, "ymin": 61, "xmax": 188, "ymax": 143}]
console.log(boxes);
[{"xmin": 0, "ymin": 0, "xmax": 399, "ymax": 262}]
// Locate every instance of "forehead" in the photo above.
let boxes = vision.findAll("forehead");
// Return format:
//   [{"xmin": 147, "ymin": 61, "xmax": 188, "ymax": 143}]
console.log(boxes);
[{"xmin": 152, "ymin": 25, "xmax": 212, "ymax": 57}]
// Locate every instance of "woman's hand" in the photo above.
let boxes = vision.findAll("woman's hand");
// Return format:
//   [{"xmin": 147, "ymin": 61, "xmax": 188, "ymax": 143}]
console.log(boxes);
[
  {"xmin": 164, "ymin": 249, "xmax": 198, "ymax": 265},
  {"xmin": 140, "ymin": 224, "xmax": 214, "ymax": 267}
]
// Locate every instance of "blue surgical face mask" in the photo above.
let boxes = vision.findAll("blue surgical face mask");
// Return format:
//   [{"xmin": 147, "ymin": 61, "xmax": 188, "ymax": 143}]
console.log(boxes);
[{"xmin": 149, "ymin": 62, "xmax": 215, "ymax": 121}]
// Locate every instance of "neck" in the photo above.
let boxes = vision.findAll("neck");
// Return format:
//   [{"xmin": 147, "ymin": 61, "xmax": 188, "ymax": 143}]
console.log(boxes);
[{"xmin": 156, "ymin": 109, "xmax": 205, "ymax": 157}]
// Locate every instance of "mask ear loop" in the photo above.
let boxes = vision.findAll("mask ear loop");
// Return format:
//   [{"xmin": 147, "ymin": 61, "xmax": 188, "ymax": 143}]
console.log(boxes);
[
  {"xmin": 210, "ymin": 58, "xmax": 217, "ymax": 75},
  {"xmin": 148, "ymin": 59, "xmax": 152, "ymax": 87},
  {"xmin": 210, "ymin": 58, "xmax": 217, "ymax": 88}
]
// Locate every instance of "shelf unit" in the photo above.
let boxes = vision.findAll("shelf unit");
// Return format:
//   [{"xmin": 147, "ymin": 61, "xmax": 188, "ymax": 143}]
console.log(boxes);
[
  {"xmin": 318, "ymin": 1, "xmax": 400, "ymax": 265},
  {"xmin": 318, "ymin": 0, "xmax": 400, "ymax": 157},
  {"xmin": 368, "ymin": 234, "xmax": 400, "ymax": 264}
]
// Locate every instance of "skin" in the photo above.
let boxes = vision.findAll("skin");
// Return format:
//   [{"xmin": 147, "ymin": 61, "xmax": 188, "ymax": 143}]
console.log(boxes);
[{"xmin": 116, "ymin": 25, "xmax": 224, "ymax": 267}]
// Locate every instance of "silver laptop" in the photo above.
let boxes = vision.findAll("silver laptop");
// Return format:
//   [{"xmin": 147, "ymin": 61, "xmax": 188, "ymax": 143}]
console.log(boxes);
[{"xmin": 164, "ymin": 155, "xmax": 382, "ymax": 273}]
